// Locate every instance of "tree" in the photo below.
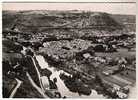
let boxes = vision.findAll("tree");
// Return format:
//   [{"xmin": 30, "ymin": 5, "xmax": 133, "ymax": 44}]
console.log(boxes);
[
  {"xmin": 94, "ymin": 45, "xmax": 105, "ymax": 52},
  {"xmin": 25, "ymin": 49, "xmax": 34, "ymax": 56},
  {"xmin": 95, "ymin": 75, "xmax": 103, "ymax": 86},
  {"xmin": 32, "ymin": 42, "xmax": 43, "ymax": 50}
]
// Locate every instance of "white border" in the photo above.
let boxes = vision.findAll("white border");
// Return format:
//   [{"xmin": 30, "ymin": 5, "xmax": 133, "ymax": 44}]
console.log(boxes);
[{"xmin": 1, "ymin": 0, "xmax": 137, "ymax": 3}]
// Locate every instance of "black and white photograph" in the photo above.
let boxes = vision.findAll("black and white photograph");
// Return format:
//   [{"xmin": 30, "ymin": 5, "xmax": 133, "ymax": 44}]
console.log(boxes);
[{"xmin": 2, "ymin": 1, "xmax": 136, "ymax": 99}]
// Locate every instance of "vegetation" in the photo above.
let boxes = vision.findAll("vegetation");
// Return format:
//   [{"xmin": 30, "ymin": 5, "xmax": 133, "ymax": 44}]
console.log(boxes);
[{"xmin": 3, "ymin": 39, "xmax": 23, "ymax": 53}]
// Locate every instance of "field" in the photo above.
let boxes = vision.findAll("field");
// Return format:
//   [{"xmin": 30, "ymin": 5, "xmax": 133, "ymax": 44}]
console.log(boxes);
[
  {"xmin": 95, "ymin": 48, "xmax": 135, "ymax": 59},
  {"xmin": 115, "ymin": 73, "xmax": 135, "ymax": 84},
  {"xmin": 101, "ymin": 75, "xmax": 129, "ymax": 87},
  {"xmin": 118, "ymin": 69, "xmax": 136, "ymax": 81}
]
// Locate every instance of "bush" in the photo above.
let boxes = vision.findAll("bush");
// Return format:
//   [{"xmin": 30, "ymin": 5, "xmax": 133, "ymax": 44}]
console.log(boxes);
[
  {"xmin": 25, "ymin": 49, "xmax": 34, "ymax": 56},
  {"xmin": 3, "ymin": 39, "xmax": 23, "ymax": 52},
  {"xmin": 32, "ymin": 42, "xmax": 43, "ymax": 50},
  {"xmin": 94, "ymin": 45, "xmax": 105, "ymax": 52}
]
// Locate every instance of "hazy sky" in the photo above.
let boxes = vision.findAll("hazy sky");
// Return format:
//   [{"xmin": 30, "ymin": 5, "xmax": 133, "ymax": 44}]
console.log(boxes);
[{"xmin": 3, "ymin": 2, "xmax": 136, "ymax": 15}]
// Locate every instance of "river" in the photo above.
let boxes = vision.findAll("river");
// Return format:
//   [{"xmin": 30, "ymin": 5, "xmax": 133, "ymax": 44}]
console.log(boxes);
[{"xmin": 35, "ymin": 55, "xmax": 105, "ymax": 98}]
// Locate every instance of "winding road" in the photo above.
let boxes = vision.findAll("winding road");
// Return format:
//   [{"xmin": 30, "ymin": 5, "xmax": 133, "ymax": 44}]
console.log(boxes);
[
  {"xmin": 26, "ymin": 72, "xmax": 48, "ymax": 98},
  {"xmin": 9, "ymin": 78, "xmax": 22, "ymax": 98}
]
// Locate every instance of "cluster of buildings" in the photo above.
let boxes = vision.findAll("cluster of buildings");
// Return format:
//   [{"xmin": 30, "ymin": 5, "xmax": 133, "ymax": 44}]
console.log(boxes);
[{"xmin": 3, "ymin": 28, "xmax": 136, "ymax": 98}]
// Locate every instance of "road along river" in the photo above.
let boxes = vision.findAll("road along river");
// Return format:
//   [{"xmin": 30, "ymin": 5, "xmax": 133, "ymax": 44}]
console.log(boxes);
[{"xmin": 35, "ymin": 55, "xmax": 105, "ymax": 98}]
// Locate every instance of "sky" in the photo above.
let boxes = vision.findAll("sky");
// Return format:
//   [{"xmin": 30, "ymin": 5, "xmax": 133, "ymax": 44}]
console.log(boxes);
[{"xmin": 2, "ymin": 2, "xmax": 136, "ymax": 15}]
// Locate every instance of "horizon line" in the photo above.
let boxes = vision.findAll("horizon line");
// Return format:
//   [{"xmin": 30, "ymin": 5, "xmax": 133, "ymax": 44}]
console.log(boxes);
[{"xmin": 2, "ymin": 10, "xmax": 136, "ymax": 15}]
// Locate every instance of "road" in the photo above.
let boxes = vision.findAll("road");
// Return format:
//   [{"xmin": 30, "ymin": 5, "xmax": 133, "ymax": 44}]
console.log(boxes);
[
  {"xmin": 9, "ymin": 78, "xmax": 22, "ymax": 98},
  {"xmin": 30, "ymin": 55, "xmax": 44, "ymax": 91},
  {"xmin": 28, "ymin": 55, "xmax": 53, "ymax": 97},
  {"xmin": 26, "ymin": 72, "xmax": 48, "ymax": 98},
  {"xmin": 8, "ymin": 55, "xmax": 47, "ymax": 98},
  {"xmin": 17, "ymin": 44, "xmax": 49, "ymax": 97}
]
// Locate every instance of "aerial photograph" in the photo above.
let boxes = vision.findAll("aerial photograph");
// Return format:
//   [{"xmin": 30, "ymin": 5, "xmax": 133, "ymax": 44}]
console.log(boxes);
[{"xmin": 2, "ymin": 2, "xmax": 136, "ymax": 99}]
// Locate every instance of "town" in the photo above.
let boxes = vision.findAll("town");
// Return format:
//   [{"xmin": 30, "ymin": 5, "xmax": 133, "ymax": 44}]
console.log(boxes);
[{"xmin": 2, "ymin": 10, "xmax": 136, "ymax": 98}]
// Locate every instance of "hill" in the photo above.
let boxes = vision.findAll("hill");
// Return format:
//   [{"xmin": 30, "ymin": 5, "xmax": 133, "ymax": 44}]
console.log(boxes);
[{"xmin": 2, "ymin": 10, "xmax": 135, "ymax": 37}]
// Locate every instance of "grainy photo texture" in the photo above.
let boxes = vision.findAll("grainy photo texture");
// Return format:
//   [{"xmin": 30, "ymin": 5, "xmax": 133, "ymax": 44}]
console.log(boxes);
[{"xmin": 2, "ymin": 2, "xmax": 136, "ymax": 98}]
